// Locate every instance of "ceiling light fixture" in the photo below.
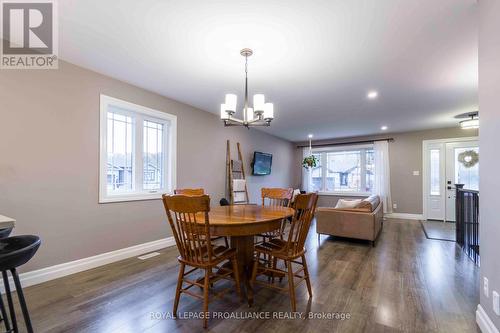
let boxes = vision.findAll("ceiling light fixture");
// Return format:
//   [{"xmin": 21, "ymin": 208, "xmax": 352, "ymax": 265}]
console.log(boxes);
[
  {"xmin": 460, "ymin": 114, "xmax": 479, "ymax": 129},
  {"xmin": 381, "ymin": 126, "xmax": 388, "ymax": 131},
  {"xmin": 220, "ymin": 48, "xmax": 274, "ymax": 128},
  {"xmin": 367, "ymin": 91, "xmax": 378, "ymax": 99}
]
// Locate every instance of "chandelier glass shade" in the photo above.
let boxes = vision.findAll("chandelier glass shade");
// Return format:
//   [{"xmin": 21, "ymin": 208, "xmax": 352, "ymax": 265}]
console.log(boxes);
[
  {"xmin": 460, "ymin": 114, "xmax": 479, "ymax": 129},
  {"xmin": 220, "ymin": 48, "xmax": 274, "ymax": 127}
]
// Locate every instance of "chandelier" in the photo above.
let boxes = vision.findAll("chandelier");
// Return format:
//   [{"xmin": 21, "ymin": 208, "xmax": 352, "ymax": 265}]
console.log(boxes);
[
  {"xmin": 220, "ymin": 48, "xmax": 274, "ymax": 127},
  {"xmin": 459, "ymin": 112, "xmax": 479, "ymax": 129}
]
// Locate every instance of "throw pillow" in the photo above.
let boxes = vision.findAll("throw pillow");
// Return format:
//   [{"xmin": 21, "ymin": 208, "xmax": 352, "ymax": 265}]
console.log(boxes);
[{"xmin": 335, "ymin": 199, "xmax": 362, "ymax": 209}]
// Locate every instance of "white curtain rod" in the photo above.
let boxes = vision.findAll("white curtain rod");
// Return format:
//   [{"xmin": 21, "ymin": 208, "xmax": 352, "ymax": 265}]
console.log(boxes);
[{"xmin": 296, "ymin": 138, "xmax": 394, "ymax": 149}]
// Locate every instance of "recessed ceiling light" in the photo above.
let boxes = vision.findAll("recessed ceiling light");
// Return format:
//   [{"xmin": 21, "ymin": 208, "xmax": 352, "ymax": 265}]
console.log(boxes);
[
  {"xmin": 381, "ymin": 126, "xmax": 388, "ymax": 131},
  {"xmin": 367, "ymin": 91, "xmax": 378, "ymax": 99},
  {"xmin": 308, "ymin": 134, "xmax": 313, "ymax": 139}
]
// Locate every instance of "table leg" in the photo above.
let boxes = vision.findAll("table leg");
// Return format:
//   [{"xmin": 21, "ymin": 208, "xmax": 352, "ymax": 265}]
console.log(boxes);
[{"xmin": 230, "ymin": 235, "xmax": 255, "ymax": 306}]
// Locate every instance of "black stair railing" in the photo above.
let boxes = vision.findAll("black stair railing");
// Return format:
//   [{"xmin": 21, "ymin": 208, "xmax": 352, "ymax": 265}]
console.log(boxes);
[{"xmin": 455, "ymin": 184, "xmax": 480, "ymax": 265}]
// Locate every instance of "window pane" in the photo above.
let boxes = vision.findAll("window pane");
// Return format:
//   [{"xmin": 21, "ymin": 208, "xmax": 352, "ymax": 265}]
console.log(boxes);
[
  {"xmin": 365, "ymin": 150, "xmax": 374, "ymax": 192},
  {"xmin": 430, "ymin": 149, "xmax": 440, "ymax": 195},
  {"xmin": 454, "ymin": 147, "xmax": 479, "ymax": 191},
  {"xmin": 325, "ymin": 151, "xmax": 361, "ymax": 192},
  {"xmin": 107, "ymin": 111, "xmax": 134, "ymax": 193},
  {"xmin": 143, "ymin": 120, "xmax": 164, "ymax": 190},
  {"xmin": 310, "ymin": 153, "xmax": 322, "ymax": 192}
]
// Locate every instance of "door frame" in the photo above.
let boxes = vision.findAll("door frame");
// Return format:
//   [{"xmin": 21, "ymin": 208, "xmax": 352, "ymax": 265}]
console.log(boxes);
[{"xmin": 422, "ymin": 136, "xmax": 478, "ymax": 221}]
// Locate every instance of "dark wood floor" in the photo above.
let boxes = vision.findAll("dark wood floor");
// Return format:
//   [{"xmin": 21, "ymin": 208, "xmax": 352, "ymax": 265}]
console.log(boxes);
[
  {"xmin": 19, "ymin": 219, "xmax": 479, "ymax": 333},
  {"xmin": 421, "ymin": 220, "xmax": 456, "ymax": 241}
]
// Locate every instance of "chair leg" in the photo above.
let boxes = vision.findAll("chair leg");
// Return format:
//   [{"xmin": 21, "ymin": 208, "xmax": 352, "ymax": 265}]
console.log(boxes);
[
  {"xmin": 250, "ymin": 253, "xmax": 259, "ymax": 287},
  {"xmin": 271, "ymin": 257, "xmax": 278, "ymax": 284},
  {"xmin": 301, "ymin": 255, "xmax": 313, "ymax": 298},
  {"xmin": 279, "ymin": 260, "xmax": 287, "ymax": 283},
  {"xmin": 0, "ymin": 292, "xmax": 11, "ymax": 333},
  {"xmin": 224, "ymin": 236, "xmax": 229, "ymax": 248},
  {"xmin": 11, "ymin": 268, "xmax": 33, "ymax": 333},
  {"xmin": 203, "ymin": 269, "xmax": 210, "ymax": 329},
  {"xmin": 173, "ymin": 262, "xmax": 185, "ymax": 317},
  {"xmin": 2, "ymin": 271, "xmax": 17, "ymax": 333},
  {"xmin": 231, "ymin": 257, "xmax": 243, "ymax": 302},
  {"xmin": 266, "ymin": 253, "xmax": 272, "ymax": 282},
  {"xmin": 286, "ymin": 260, "xmax": 297, "ymax": 312}
]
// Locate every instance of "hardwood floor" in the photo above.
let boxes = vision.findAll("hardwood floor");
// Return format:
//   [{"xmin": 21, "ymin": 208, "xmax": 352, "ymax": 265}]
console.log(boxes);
[
  {"xmin": 18, "ymin": 218, "xmax": 479, "ymax": 332},
  {"xmin": 421, "ymin": 220, "xmax": 456, "ymax": 241}
]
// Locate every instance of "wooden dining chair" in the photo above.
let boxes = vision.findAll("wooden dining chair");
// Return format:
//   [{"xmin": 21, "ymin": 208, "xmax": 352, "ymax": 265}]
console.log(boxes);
[
  {"xmin": 261, "ymin": 188, "xmax": 294, "ymax": 207},
  {"xmin": 174, "ymin": 188, "xmax": 229, "ymax": 248},
  {"xmin": 251, "ymin": 193, "xmax": 318, "ymax": 312},
  {"xmin": 174, "ymin": 188, "xmax": 205, "ymax": 196},
  {"xmin": 162, "ymin": 194, "xmax": 242, "ymax": 328},
  {"xmin": 258, "ymin": 188, "xmax": 294, "ymax": 242}
]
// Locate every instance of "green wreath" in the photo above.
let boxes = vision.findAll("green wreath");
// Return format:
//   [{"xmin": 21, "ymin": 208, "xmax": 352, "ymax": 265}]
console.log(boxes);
[{"xmin": 457, "ymin": 150, "xmax": 479, "ymax": 168}]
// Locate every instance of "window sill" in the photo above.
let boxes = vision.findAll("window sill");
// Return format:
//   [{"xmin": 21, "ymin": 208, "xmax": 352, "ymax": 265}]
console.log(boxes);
[
  {"xmin": 99, "ymin": 191, "xmax": 170, "ymax": 204},
  {"xmin": 317, "ymin": 192, "xmax": 372, "ymax": 197}
]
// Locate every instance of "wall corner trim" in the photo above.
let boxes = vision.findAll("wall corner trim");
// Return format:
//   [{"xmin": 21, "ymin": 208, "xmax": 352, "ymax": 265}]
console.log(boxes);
[
  {"xmin": 384, "ymin": 213, "xmax": 424, "ymax": 220},
  {"xmin": 477, "ymin": 304, "xmax": 500, "ymax": 333},
  {"xmin": 8, "ymin": 237, "xmax": 176, "ymax": 292}
]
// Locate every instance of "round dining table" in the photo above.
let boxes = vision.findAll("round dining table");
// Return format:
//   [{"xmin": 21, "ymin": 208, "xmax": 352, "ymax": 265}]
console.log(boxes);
[{"xmin": 200, "ymin": 204, "xmax": 295, "ymax": 305}]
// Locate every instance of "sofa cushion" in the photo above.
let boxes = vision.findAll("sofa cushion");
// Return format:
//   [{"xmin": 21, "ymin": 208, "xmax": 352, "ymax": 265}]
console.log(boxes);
[
  {"xmin": 356, "ymin": 195, "xmax": 380, "ymax": 212},
  {"xmin": 335, "ymin": 199, "xmax": 362, "ymax": 209}
]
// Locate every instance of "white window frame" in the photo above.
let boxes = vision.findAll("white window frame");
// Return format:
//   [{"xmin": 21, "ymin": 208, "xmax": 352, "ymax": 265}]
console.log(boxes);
[
  {"xmin": 99, "ymin": 94, "xmax": 177, "ymax": 203},
  {"xmin": 307, "ymin": 144, "xmax": 373, "ymax": 196}
]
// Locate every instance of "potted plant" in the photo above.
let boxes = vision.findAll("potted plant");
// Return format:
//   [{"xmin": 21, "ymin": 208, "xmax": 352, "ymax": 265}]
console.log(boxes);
[{"xmin": 302, "ymin": 155, "xmax": 318, "ymax": 170}]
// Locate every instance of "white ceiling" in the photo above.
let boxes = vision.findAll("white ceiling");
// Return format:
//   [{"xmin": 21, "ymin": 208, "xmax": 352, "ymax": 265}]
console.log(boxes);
[{"xmin": 59, "ymin": 0, "xmax": 478, "ymax": 142}]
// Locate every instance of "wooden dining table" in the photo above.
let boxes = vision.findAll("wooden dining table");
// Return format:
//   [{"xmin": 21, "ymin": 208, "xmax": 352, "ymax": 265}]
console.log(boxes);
[{"xmin": 197, "ymin": 204, "xmax": 295, "ymax": 305}]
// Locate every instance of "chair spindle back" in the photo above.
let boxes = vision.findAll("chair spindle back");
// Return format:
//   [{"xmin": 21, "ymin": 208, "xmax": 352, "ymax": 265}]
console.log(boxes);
[
  {"xmin": 162, "ymin": 194, "xmax": 213, "ymax": 264},
  {"xmin": 286, "ymin": 193, "xmax": 318, "ymax": 255},
  {"xmin": 261, "ymin": 188, "xmax": 294, "ymax": 207}
]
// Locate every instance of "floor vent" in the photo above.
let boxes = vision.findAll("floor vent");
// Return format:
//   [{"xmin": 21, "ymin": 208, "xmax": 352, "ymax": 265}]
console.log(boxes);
[{"xmin": 137, "ymin": 252, "xmax": 161, "ymax": 260}]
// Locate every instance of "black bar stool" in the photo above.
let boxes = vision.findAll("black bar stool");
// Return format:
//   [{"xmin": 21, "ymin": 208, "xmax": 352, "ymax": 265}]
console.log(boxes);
[
  {"xmin": 0, "ymin": 235, "xmax": 41, "ymax": 333},
  {"xmin": 0, "ymin": 229, "xmax": 12, "ymax": 240},
  {"xmin": 0, "ymin": 228, "xmax": 13, "ymax": 333}
]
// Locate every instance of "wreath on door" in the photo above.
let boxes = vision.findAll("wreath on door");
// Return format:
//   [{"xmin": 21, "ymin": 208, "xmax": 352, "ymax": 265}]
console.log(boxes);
[{"xmin": 457, "ymin": 150, "xmax": 479, "ymax": 168}]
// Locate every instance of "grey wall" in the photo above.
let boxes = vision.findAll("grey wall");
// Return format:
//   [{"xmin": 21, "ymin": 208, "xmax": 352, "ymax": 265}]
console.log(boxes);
[
  {"xmin": 293, "ymin": 127, "xmax": 478, "ymax": 213},
  {"xmin": 0, "ymin": 61, "xmax": 295, "ymax": 272},
  {"xmin": 479, "ymin": 0, "xmax": 500, "ymax": 329}
]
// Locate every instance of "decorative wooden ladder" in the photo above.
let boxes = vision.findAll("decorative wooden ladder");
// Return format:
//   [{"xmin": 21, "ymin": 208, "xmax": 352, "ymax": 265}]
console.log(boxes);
[{"xmin": 226, "ymin": 140, "xmax": 249, "ymax": 205}]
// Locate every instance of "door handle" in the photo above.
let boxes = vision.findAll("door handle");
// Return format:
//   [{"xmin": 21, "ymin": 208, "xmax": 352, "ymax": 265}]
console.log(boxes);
[{"xmin": 447, "ymin": 186, "xmax": 455, "ymax": 190}]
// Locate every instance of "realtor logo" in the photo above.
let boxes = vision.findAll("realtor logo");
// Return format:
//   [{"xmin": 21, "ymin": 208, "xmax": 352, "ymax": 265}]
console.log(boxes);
[{"xmin": 1, "ymin": 0, "xmax": 58, "ymax": 69}]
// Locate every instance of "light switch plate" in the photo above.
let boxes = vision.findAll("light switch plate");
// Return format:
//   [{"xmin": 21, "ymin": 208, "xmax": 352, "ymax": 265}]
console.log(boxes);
[
  {"xmin": 413, "ymin": 170, "xmax": 420, "ymax": 176},
  {"xmin": 484, "ymin": 277, "xmax": 489, "ymax": 297},
  {"xmin": 393, "ymin": 203, "xmax": 397, "ymax": 209},
  {"xmin": 493, "ymin": 291, "xmax": 500, "ymax": 316}
]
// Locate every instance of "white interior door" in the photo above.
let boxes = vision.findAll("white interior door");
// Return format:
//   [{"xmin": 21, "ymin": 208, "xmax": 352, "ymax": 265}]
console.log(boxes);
[
  {"xmin": 424, "ymin": 142, "xmax": 445, "ymax": 220},
  {"xmin": 444, "ymin": 141, "xmax": 479, "ymax": 221}
]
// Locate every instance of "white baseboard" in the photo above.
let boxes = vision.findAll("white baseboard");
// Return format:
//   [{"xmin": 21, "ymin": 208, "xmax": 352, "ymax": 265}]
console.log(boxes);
[
  {"xmin": 2, "ymin": 237, "xmax": 175, "ymax": 292},
  {"xmin": 477, "ymin": 304, "xmax": 500, "ymax": 333},
  {"xmin": 384, "ymin": 213, "xmax": 424, "ymax": 220}
]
